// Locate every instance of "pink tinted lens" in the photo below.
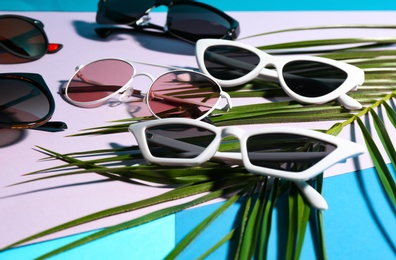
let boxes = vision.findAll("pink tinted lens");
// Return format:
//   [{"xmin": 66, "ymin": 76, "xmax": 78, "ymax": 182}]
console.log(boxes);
[
  {"xmin": 66, "ymin": 59, "xmax": 134, "ymax": 104},
  {"xmin": 147, "ymin": 71, "xmax": 221, "ymax": 119}
]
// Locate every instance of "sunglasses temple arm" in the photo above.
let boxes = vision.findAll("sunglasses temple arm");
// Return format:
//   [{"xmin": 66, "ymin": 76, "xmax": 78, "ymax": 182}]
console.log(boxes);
[
  {"xmin": 35, "ymin": 121, "xmax": 68, "ymax": 132},
  {"xmin": 2, "ymin": 121, "xmax": 68, "ymax": 132},
  {"xmin": 219, "ymin": 91, "xmax": 233, "ymax": 111},
  {"xmin": 294, "ymin": 181, "xmax": 328, "ymax": 210},
  {"xmin": 337, "ymin": 94, "xmax": 362, "ymax": 110},
  {"xmin": 47, "ymin": 43, "xmax": 63, "ymax": 54},
  {"xmin": 95, "ymin": 25, "xmax": 167, "ymax": 39},
  {"xmin": 213, "ymin": 151, "xmax": 329, "ymax": 210},
  {"xmin": 146, "ymin": 131, "xmax": 206, "ymax": 155},
  {"xmin": 127, "ymin": 59, "xmax": 195, "ymax": 72},
  {"xmin": 64, "ymin": 77, "xmax": 143, "ymax": 98},
  {"xmin": 152, "ymin": 93, "xmax": 220, "ymax": 109},
  {"xmin": 213, "ymin": 151, "xmax": 328, "ymax": 210},
  {"xmin": 133, "ymin": 15, "xmax": 164, "ymax": 31}
]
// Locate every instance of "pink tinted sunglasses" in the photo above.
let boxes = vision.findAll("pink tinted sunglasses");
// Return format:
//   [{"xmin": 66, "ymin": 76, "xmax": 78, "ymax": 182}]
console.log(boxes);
[{"xmin": 63, "ymin": 58, "xmax": 232, "ymax": 120}]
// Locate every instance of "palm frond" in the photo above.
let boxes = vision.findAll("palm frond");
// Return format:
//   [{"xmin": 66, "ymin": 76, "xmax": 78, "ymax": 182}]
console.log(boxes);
[{"xmin": 1, "ymin": 25, "xmax": 396, "ymax": 259}]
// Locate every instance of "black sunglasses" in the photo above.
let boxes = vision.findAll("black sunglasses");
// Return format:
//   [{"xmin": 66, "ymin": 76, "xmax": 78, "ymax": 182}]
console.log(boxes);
[
  {"xmin": 95, "ymin": 0, "xmax": 240, "ymax": 43},
  {"xmin": 0, "ymin": 14, "xmax": 63, "ymax": 64},
  {"xmin": 0, "ymin": 73, "xmax": 67, "ymax": 132}
]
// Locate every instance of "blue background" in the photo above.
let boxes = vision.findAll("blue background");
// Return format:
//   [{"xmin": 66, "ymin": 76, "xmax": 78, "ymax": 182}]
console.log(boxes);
[
  {"xmin": 1, "ymin": 0, "xmax": 396, "ymax": 11},
  {"xmin": 1, "ymin": 166, "xmax": 395, "ymax": 259}
]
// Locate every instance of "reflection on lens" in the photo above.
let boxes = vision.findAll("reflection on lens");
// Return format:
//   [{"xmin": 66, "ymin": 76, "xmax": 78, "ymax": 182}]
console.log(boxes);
[
  {"xmin": 283, "ymin": 61, "xmax": 348, "ymax": 97},
  {"xmin": 147, "ymin": 71, "xmax": 221, "ymax": 119},
  {"xmin": 0, "ymin": 78, "xmax": 50, "ymax": 124},
  {"xmin": 167, "ymin": 4, "xmax": 231, "ymax": 42},
  {"xmin": 204, "ymin": 45, "xmax": 260, "ymax": 80},
  {"xmin": 146, "ymin": 124, "xmax": 215, "ymax": 158},
  {"xmin": 0, "ymin": 17, "xmax": 47, "ymax": 59},
  {"xmin": 66, "ymin": 59, "xmax": 134, "ymax": 104},
  {"xmin": 246, "ymin": 133, "xmax": 336, "ymax": 172}
]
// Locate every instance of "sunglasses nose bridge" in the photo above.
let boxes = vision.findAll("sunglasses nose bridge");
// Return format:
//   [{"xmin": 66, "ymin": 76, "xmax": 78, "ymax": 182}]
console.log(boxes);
[
  {"xmin": 134, "ymin": 72, "xmax": 155, "ymax": 80},
  {"xmin": 221, "ymin": 126, "xmax": 245, "ymax": 141},
  {"xmin": 261, "ymin": 58, "xmax": 276, "ymax": 71},
  {"xmin": 134, "ymin": 72, "xmax": 155, "ymax": 88},
  {"xmin": 257, "ymin": 62, "xmax": 280, "ymax": 82},
  {"xmin": 119, "ymin": 73, "xmax": 154, "ymax": 102}
]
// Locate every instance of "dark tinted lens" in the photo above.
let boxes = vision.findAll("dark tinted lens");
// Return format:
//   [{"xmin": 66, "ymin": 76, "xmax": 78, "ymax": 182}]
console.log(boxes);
[
  {"xmin": 147, "ymin": 71, "xmax": 221, "ymax": 119},
  {"xmin": 246, "ymin": 133, "xmax": 336, "ymax": 172},
  {"xmin": 283, "ymin": 61, "xmax": 348, "ymax": 97},
  {"xmin": 96, "ymin": 0, "xmax": 155, "ymax": 24},
  {"xmin": 203, "ymin": 45, "xmax": 260, "ymax": 80},
  {"xmin": 145, "ymin": 124, "xmax": 216, "ymax": 158},
  {"xmin": 167, "ymin": 4, "xmax": 232, "ymax": 42},
  {"xmin": 0, "ymin": 78, "xmax": 51, "ymax": 125},
  {"xmin": 0, "ymin": 17, "xmax": 47, "ymax": 61}
]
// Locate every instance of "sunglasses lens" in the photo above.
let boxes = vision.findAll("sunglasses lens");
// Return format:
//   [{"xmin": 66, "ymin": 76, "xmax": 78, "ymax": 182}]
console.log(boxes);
[
  {"xmin": 147, "ymin": 71, "xmax": 221, "ymax": 119},
  {"xmin": 246, "ymin": 133, "xmax": 336, "ymax": 172},
  {"xmin": 0, "ymin": 77, "xmax": 51, "ymax": 125},
  {"xmin": 146, "ymin": 124, "xmax": 215, "ymax": 158},
  {"xmin": 96, "ymin": 0, "xmax": 155, "ymax": 24},
  {"xmin": 66, "ymin": 59, "xmax": 134, "ymax": 105},
  {"xmin": 0, "ymin": 17, "xmax": 47, "ymax": 62},
  {"xmin": 203, "ymin": 45, "xmax": 260, "ymax": 80},
  {"xmin": 167, "ymin": 4, "xmax": 233, "ymax": 42},
  {"xmin": 283, "ymin": 61, "xmax": 348, "ymax": 97}
]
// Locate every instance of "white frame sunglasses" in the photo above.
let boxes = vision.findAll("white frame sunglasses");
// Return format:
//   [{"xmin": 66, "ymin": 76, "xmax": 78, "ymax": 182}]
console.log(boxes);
[
  {"xmin": 63, "ymin": 58, "xmax": 232, "ymax": 120},
  {"xmin": 196, "ymin": 39, "xmax": 365, "ymax": 110},
  {"xmin": 129, "ymin": 118, "xmax": 364, "ymax": 210}
]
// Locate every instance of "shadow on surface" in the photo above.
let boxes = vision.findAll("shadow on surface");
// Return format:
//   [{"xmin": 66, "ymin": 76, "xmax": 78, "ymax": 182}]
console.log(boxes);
[
  {"xmin": 0, "ymin": 129, "xmax": 27, "ymax": 148},
  {"xmin": 71, "ymin": 20, "xmax": 195, "ymax": 56}
]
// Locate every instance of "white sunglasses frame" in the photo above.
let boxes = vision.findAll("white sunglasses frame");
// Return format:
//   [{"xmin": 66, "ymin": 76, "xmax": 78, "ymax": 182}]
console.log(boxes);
[
  {"xmin": 63, "ymin": 58, "xmax": 233, "ymax": 121},
  {"xmin": 129, "ymin": 117, "xmax": 364, "ymax": 181},
  {"xmin": 195, "ymin": 39, "xmax": 364, "ymax": 110},
  {"xmin": 129, "ymin": 118, "xmax": 364, "ymax": 210}
]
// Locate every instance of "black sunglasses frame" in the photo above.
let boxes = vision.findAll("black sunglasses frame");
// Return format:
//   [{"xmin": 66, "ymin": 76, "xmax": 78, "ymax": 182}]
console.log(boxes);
[
  {"xmin": 95, "ymin": 0, "xmax": 240, "ymax": 43},
  {"xmin": 0, "ymin": 73, "xmax": 66, "ymax": 131},
  {"xmin": 0, "ymin": 14, "xmax": 63, "ymax": 63}
]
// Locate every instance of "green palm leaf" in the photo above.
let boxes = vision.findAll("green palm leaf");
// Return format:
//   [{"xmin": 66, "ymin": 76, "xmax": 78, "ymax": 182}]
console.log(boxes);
[
  {"xmin": 166, "ymin": 190, "xmax": 244, "ymax": 259},
  {"xmin": 356, "ymin": 116, "xmax": 396, "ymax": 205},
  {"xmin": 36, "ymin": 184, "xmax": 247, "ymax": 260},
  {"xmin": 1, "ymin": 25, "xmax": 396, "ymax": 259}
]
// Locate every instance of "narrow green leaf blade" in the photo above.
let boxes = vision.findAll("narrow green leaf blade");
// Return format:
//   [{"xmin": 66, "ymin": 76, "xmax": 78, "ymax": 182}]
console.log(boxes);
[
  {"xmin": 2, "ymin": 177, "xmax": 254, "ymax": 250},
  {"xmin": 356, "ymin": 117, "xmax": 396, "ymax": 205},
  {"xmin": 34, "ymin": 185, "xmax": 247, "ymax": 259},
  {"xmin": 165, "ymin": 191, "xmax": 242, "ymax": 259},
  {"xmin": 258, "ymin": 178, "xmax": 280, "ymax": 259},
  {"xmin": 294, "ymin": 192, "xmax": 311, "ymax": 260},
  {"xmin": 369, "ymin": 108, "xmax": 396, "ymax": 173}
]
